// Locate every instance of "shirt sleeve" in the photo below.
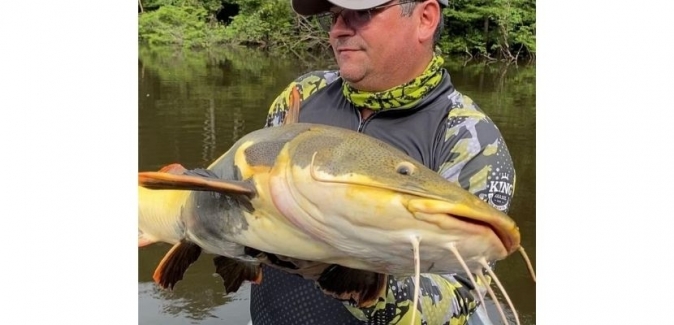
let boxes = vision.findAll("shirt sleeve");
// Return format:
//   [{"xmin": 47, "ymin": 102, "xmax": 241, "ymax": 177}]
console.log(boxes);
[
  {"xmin": 438, "ymin": 91, "xmax": 516, "ymax": 214},
  {"xmin": 264, "ymin": 70, "xmax": 340, "ymax": 127},
  {"xmin": 343, "ymin": 92, "xmax": 517, "ymax": 324}
]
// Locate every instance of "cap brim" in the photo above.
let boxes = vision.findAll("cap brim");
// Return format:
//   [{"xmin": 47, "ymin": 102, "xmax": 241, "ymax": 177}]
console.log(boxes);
[{"xmin": 291, "ymin": 0, "xmax": 392, "ymax": 16}]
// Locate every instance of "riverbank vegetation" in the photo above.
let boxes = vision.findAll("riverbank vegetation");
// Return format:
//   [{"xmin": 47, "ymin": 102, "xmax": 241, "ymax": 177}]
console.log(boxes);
[{"xmin": 138, "ymin": 0, "xmax": 535, "ymax": 61}]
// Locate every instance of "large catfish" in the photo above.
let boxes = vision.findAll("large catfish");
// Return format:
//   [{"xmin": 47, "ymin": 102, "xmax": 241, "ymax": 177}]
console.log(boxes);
[
  {"xmin": 138, "ymin": 91, "xmax": 535, "ymax": 325},
  {"xmin": 139, "ymin": 87, "xmax": 535, "ymax": 323}
]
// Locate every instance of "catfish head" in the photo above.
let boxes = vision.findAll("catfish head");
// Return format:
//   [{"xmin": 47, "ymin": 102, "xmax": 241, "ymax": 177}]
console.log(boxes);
[{"xmin": 267, "ymin": 124, "xmax": 521, "ymax": 275}]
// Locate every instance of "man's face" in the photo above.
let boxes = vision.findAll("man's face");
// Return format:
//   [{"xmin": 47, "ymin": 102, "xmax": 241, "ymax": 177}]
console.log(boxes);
[{"xmin": 326, "ymin": 1, "xmax": 421, "ymax": 92}]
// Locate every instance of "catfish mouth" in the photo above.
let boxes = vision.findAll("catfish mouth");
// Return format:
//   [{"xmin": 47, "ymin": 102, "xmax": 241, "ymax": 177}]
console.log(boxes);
[
  {"xmin": 406, "ymin": 199, "xmax": 520, "ymax": 256},
  {"xmin": 451, "ymin": 214, "xmax": 517, "ymax": 255}
]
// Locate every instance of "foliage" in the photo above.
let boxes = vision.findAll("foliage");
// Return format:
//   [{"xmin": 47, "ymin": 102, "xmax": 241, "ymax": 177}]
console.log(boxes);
[
  {"xmin": 137, "ymin": 0, "xmax": 535, "ymax": 61},
  {"xmin": 138, "ymin": 3, "xmax": 229, "ymax": 49},
  {"xmin": 142, "ymin": 0, "xmax": 223, "ymax": 13},
  {"xmin": 219, "ymin": 0, "xmax": 329, "ymax": 53},
  {"xmin": 220, "ymin": 0, "xmax": 293, "ymax": 46},
  {"xmin": 441, "ymin": 0, "xmax": 536, "ymax": 60}
]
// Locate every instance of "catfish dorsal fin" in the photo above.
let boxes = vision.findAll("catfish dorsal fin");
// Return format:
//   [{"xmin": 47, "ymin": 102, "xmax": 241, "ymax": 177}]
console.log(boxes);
[
  {"xmin": 138, "ymin": 169, "xmax": 255, "ymax": 195},
  {"xmin": 316, "ymin": 265, "xmax": 388, "ymax": 308},
  {"xmin": 213, "ymin": 256, "xmax": 262, "ymax": 294}
]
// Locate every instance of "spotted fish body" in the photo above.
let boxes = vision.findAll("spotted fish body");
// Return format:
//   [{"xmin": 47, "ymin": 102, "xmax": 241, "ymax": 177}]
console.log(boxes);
[{"xmin": 139, "ymin": 123, "xmax": 521, "ymax": 282}]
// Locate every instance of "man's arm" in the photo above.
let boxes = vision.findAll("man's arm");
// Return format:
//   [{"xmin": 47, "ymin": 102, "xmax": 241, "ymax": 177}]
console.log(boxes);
[{"xmin": 438, "ymin": 91, "xmax": 516, "ymax": 216}]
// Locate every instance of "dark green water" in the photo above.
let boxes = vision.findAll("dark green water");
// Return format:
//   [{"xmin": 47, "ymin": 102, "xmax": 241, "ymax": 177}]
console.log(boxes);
[{"xmin": 138, "ymin": 46, "xmax": 536, "ymax": 325}]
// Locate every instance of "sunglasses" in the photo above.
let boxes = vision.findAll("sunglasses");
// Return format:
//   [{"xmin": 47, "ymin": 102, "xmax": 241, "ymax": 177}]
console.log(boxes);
[{"xmin": 314, "ymin": 0, "xmax": 419, "ymax": 32}]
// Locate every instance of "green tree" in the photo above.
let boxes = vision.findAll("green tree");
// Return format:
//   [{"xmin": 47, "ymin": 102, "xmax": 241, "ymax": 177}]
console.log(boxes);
[
  {"xmin": 137, "ymin": 0, "xmax": 535, "ymax": 61},
  {"xmin": 442, "ymin": 0, "xmax": 535, "ymax": 60}
]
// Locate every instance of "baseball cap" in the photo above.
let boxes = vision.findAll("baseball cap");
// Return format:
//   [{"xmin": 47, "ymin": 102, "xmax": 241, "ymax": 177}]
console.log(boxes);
[{"xmin": 291, "ymin": 0, "xmax": 448, "ymax": 16}]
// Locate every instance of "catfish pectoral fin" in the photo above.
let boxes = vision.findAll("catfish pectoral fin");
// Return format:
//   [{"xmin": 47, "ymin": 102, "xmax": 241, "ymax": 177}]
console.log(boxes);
[
  {"xmin": 317, "ymin": 265, "xmax": 388, "ymax": 308},
  {"xmin": 152, "ymin": 240, "xmax": 202, "ymax": 290},
  {"xmin": 138, "ymin": 171, "xmax": 254, "ymax": 195},
  {"xmin": 213, "ymin": 256, "xmax": 262, "ymax": 294}
]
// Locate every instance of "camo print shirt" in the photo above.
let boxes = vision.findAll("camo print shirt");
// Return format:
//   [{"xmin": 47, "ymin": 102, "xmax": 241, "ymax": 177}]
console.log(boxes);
[{"xmin": 250, "ymin": 68, "xmax": 516, "ymax": 325}]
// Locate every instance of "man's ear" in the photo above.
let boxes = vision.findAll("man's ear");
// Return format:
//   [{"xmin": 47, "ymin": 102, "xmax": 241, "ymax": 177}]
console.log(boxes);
[{"xmin": 417, "ymin": 0, "xmax": 441, "ymax": 44}]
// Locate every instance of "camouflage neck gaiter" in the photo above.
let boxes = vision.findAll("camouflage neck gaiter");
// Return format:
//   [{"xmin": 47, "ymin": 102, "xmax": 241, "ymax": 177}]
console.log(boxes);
[{"xmin": 341, "ymin": 55, "xmax": 445, "ymax": 111}]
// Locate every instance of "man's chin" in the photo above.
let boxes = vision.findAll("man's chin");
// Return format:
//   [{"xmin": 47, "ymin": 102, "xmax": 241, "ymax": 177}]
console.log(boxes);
[{"xmin": 338, "ymin": 67, "xmax": 365, "ymax": 87}]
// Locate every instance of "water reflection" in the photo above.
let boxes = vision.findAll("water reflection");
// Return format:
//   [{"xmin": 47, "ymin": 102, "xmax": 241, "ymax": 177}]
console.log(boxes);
[
  {"xmin": 138, "ymin": 243, "xmax": 252, "ymax": 324},
  {"xmin": 138, "ymin": 45, "xmax": 535, "ymax": 324}
]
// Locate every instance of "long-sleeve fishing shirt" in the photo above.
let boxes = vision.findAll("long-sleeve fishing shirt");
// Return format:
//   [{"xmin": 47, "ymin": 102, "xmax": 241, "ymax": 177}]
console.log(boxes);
[{"xmin": 250, "ymin": 67, "xmax": 516, "ymax": 325}]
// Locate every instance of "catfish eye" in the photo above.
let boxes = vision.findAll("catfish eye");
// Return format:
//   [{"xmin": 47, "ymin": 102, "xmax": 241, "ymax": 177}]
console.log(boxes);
[{"xmin": 396, "ymin": 161, "xmax": 416, "ymax": 176}]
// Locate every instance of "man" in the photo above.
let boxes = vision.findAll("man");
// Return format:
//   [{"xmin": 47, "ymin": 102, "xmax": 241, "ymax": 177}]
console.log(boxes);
[{"xmin": 250, "ymin": 0, "xmax": 516, "ymax": 324}]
